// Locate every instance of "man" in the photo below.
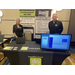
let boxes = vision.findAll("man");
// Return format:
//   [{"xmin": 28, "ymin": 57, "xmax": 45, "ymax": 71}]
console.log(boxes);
[{"xmin": 48, "ymin": 13, "xmax": 63, "ymax": 34}]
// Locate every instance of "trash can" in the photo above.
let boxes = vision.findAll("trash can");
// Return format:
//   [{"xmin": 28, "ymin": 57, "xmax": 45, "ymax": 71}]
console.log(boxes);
[{"xmin": 25, "ymin": 32, "xmax": 32, "ymax": 41}]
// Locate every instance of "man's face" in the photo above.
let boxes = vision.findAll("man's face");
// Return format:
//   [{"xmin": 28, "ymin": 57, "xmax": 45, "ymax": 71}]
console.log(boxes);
[{"xmin": 52, "ymin": 14, "xmax": 57, "ymax": 21}]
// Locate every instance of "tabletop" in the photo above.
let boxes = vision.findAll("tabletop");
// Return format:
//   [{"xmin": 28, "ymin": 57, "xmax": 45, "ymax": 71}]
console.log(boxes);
[{"xmin": 1, "ymin": 41, "xmax": 70, "ymax": 54}]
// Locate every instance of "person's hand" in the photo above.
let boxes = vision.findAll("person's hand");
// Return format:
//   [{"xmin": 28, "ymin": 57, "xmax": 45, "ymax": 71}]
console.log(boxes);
[
  {"xmin": 23, "ymin": 36, "xmax": 24, "ymax": 38},
  {"xmin": 15, "ymin": 35, "xmax": 18, "ymax": 38}
]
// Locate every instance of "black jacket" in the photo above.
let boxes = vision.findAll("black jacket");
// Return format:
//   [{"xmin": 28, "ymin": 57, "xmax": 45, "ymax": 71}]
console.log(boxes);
[
  {"xmin": 48, "ymin": 20, "xmax": 63, "ymax": 34},
  {"xmin": 13, "ymin": 24, "xmax": 23, "ymax": 37}
]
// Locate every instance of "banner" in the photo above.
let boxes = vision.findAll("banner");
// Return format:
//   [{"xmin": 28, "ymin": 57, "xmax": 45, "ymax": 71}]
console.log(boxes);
[{"xmin": 19, "ymin": 10, "xmax": 35, "ymax": 18}]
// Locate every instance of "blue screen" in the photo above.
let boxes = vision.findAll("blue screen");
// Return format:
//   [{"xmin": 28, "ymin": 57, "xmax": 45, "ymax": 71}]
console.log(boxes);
[{"xmin": 41, "ymin": 34, "xmax": 71, "ymax": 50}]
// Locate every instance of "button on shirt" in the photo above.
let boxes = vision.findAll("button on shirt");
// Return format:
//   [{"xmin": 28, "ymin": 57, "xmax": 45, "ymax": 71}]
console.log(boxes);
[
  {"xmin": 48, "ymin": 20, "xmax": 63, "ymax": 34},
  {"xmin": 13, "ymin": 24, "xmax": 23, "ymax": 37}
]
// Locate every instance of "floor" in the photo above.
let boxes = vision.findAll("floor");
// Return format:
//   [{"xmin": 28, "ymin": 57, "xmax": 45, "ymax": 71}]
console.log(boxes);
[{"xmin": 2, "ymin": 59, "xmax": 10, "ymax": 65}]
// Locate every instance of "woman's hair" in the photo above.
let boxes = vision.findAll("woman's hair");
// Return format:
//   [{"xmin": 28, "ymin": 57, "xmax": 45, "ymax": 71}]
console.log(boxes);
[
  {"xmin": 16, "ymin": 18, "xmax": 20, "ymax": 21},
  {"xmin": 16, "ymin": 18, "xmax": 20, "ymax": 24}
]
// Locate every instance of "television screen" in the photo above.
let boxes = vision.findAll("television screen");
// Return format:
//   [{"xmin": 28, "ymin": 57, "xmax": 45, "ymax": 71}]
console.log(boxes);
[{"xmin": 41, "ymin": 34, "xmax": 71, "ymax": 50}]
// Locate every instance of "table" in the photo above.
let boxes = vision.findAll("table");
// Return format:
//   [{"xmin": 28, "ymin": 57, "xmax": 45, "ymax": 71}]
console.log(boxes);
[{"xmin": 0, "ymin": 41, "xmax": 70, "ymax": 65}]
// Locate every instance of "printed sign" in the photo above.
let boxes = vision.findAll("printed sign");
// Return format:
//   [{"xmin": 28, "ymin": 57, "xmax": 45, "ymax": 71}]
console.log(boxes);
[
  {"xmin": 19, "ymin": 11, "xmax": 35, "ymax": 18},
  {"xmin": 30, "ymin": 58, "xmax": 42, "ymax": 65}
]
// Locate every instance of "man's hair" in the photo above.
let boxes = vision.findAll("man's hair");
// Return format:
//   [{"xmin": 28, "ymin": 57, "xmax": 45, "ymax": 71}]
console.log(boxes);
[{"xmin": 52, "ymin": 13, "xmax": 58, "ymax": 17}]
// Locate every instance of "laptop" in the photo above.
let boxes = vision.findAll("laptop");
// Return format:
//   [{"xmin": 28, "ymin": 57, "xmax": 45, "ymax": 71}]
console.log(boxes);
[
  {"xmin": 41, "ymin": 34, "xmax": 72, "ymax": 51},
  {"xmin": 16, "ymin": 37, "xmax": 25, "ymax": 44},
  {"xmin": 0, "ymin": 35, "xmax": 4, "ymax": 44}
]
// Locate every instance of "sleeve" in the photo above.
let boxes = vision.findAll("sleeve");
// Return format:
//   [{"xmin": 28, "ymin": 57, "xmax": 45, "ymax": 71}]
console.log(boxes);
[
  {"xmin": 13, "ymin": 25, "xmax": 15, "ymax": 33},
  {"xmin": 59, "ymin": 22, "xmax": 63, "ymax": 34}
]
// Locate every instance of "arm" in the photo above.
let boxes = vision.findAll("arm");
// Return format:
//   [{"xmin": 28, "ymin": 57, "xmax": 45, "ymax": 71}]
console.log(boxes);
[
  {"xmin": 48, "ymin": 22, "xmax": 50, "ymax": 34},
  {"xmin": 13, "ymin": 25, "xmax": 18, "ymax": 38},
  {"xmin": 14, "ymin": 32, "xmax": 18, "ymax": 38},
  {"xmin": 22, "ymin": 33, "xmax": 24, "ymax": 38},
  {"xmin": 59, "ymin": 22, "xmax": 63, "ymax": 34}
]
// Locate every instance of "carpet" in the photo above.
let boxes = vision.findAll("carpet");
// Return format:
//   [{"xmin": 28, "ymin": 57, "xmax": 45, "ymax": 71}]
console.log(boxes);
[{"xmin": 3, "ymin": 59, "xmax": 10, "ymax": 65}]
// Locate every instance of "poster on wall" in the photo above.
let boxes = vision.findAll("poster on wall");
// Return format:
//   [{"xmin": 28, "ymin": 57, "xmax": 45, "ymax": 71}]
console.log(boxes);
[
  {"xmin": 19, "ymin": 10, "xmax": 35, "ymax": 34},
  {"xmin": 20, "ymin": 18, "xmax": 35, "ymax": 27},
  {"xmin": 35, "ymin": 17, "xmax": 51, "ymax": 38},
  {"xmin": 19, "ymin": 10, "xmax": 35, "ymax": 18},
  {"xmin": 39, "ymin": 11, "xmax": 49, "ymax": 17},
  {"xmin": 19, "ymin": 10, "xmax": 35, "ymax": 27}
]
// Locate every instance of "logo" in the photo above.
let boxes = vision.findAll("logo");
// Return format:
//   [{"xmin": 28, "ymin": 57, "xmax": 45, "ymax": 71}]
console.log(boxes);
[
  {"xmin": 55, "ymin": 24, "xmax": 57, "ymax": 26},
  {"xmin": 19, "ymin": 27, "xmax": 21, "ymax": 28},
  {"xmin": 30, "ymin": 58, "xmax": 41, "ymax": 65}
]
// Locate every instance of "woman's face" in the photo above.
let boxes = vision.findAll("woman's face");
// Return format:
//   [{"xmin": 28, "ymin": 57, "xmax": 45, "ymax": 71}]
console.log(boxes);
[{"xmin": 16, "ymin": 19, "xmax": 20, "ymax": 25}]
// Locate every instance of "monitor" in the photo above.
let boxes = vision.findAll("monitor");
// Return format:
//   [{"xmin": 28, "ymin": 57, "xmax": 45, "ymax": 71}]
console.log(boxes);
[{"xmin": 41, "ymin": 34, "xmax": 71, "ymax": 50}]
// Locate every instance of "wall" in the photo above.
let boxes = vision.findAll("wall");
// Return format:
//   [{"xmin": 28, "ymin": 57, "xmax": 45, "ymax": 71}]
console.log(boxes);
[
  {"xmin": 68, "ymin": 9, "xmax": 75, "ymax": 41},
  {"xmin": 56, "ymin": 9, "xmax": 71, "ymax": 34},
  {"xmin": 0, "ymin": 9, "xmax": 71, "ymax": 38},
  {"xmin": 0, "ymin": 9, "xmax": 19, "ymax": 37}
]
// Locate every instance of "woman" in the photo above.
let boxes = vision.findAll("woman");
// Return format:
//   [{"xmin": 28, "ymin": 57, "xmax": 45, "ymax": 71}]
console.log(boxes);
[{"xmin": 13, "ymin": 18, "xmax": 24, "ymax": 38}]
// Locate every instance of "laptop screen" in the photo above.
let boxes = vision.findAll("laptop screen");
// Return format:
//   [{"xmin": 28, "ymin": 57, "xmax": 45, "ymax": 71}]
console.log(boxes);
[{"xmin": 41, "ymin": 34, "xmax": 71, "ymax": 50}]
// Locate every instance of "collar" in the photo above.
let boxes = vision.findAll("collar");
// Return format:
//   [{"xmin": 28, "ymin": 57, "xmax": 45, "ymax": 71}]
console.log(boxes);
[
  {"xmin": 16, "ymin": 24, "xmax": 20, "ymax": 26},
  {"xmin": 52, "ymin": 20, "xmax": 57, "ymax": 24}
]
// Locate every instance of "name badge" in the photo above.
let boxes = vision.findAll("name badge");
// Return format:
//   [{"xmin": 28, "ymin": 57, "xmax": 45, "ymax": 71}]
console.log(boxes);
[
  {"xmin": 55, "ymin": 24, "xmax": 57, "ymax": 26},
  {"xmin": 19, "ymin": 27, "xmax": 21, "ymax": 28}
]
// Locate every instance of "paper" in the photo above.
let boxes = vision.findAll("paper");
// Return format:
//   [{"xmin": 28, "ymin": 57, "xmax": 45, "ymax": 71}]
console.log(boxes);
[
  {"xmin": 35, "ymin": 17, "xmax": 50, "ymax": 38},
  {"xmin": 20, "ymin": 47, "xmax": 29, "ymax": 50},
  {"xmin": 13, "ymin": 47, "xmax": 18, "ymax": 50},
  {"xmin": 3, "ymin": 46, "xmax": 13, "ymax": 50},
  {"xmin": 39, "ymin": 11, "xmax": 49, "ymax": 17},
  {"xmin": 20, "ymin": 18, "xmax": 35, "ymax": 27},
  {"xmin": 20, "ymin": 18, "xmax": 35, "ymax": 23}
]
